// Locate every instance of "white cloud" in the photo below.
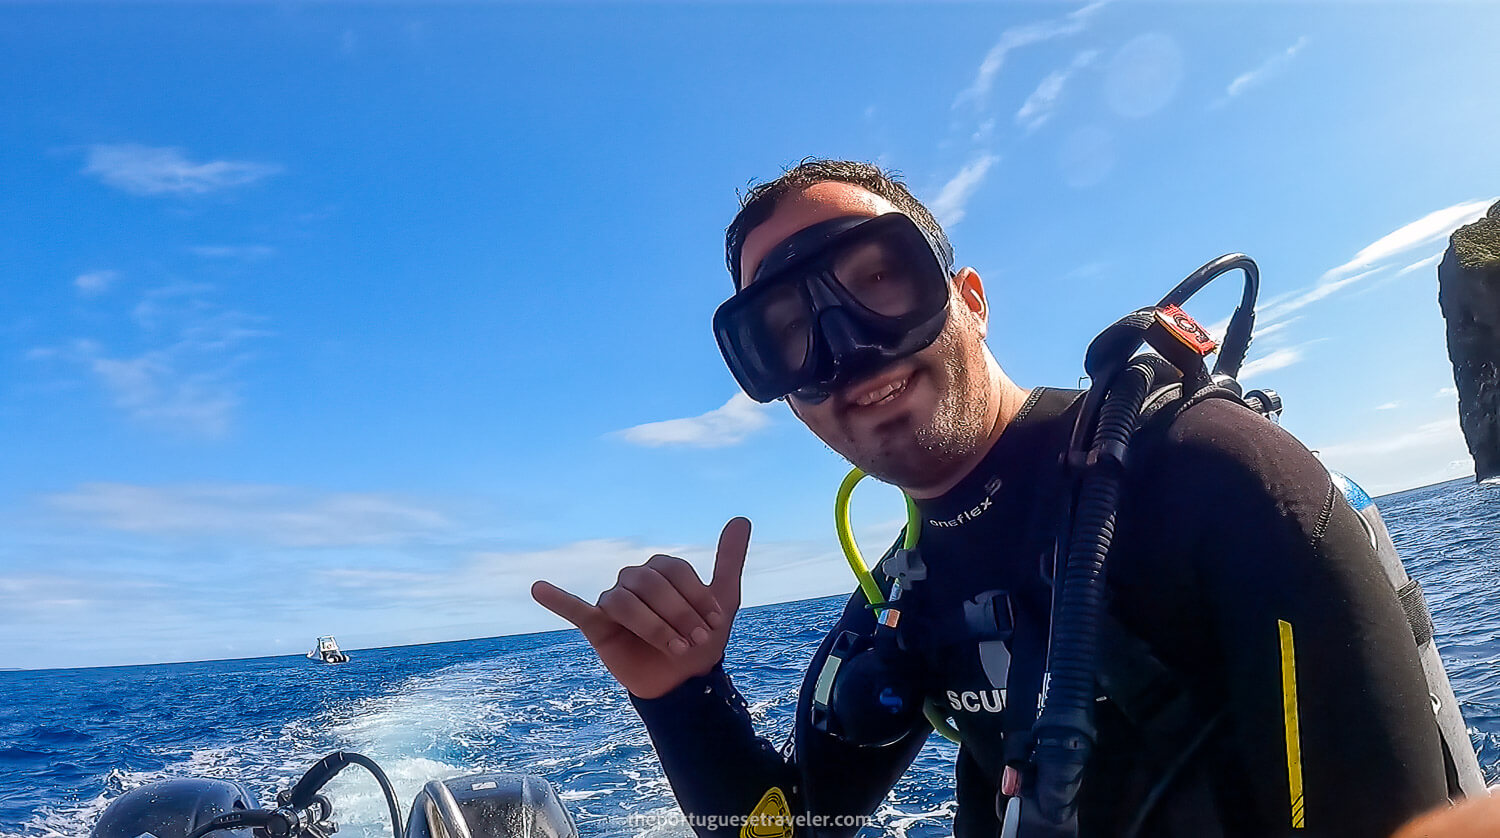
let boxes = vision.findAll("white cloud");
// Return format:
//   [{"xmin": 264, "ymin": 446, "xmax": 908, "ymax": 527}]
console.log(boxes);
[
  {"xmin": 1376, "ymin": 401, "xmax": 1400, "ymax": 411},
  {"xmin": 617, "ymin": 393, "xmax": 772, "ymax": 448},
  {"xmin": 1249, "ymin": 317, "xmax": 1299, "ymax": 342},
  {"xmin": 89, "ymin": 352, "xmax": 239, "ymax": 437},
  {"xmin": 1435, "ymin": 386, "xmax": 1458, "ymax": 398},
  {"xmin": 1395, "ymin": 250, "xmax": 1444, "ymax": 277},
  {"xmin": 74, "ymin": 270, "xmax": 119, "ymax": 296},
  {"xmin": 929, "ymin": 154, "xmax": 1000, "ymax": 227},
  {"xmin": 1263, "ymin": 198, "xmax": 1495, "ymax": 324},
  {"xmin": 82, "ymin": 144, "xmax": 283, "ymax": 196},
  {"xmin": 1314, "ymin": 416, "xmax": 1473, "ymax": 496},
  {"xmin": 46, "ymin": 483, "xmax": 451, "ymax": 548},
  {"xmin": 1219, "ymin": 37, "xmax": 1309, "ymax": 104},
  {"xmin": 953, "ymin": 1, "xmax": 1109, "ymax": 110},
  {"xmin": 190, "ymin": 245, "xmax": 277, "ymax": 260},
  {"xmin": 1323, "ymin": 199, "xmax": 1491, "ymax": 281},
  {"xmin": 36, "ymin": 283, "xmax": 269, "ymax": 436},
  {"xmin": 1239, "ymin": 346, "xmax": 1305, "ymax": 382},
  {"xmin": 1016, "ymin": 50, "xmax": 1099, "ymax": 133}
]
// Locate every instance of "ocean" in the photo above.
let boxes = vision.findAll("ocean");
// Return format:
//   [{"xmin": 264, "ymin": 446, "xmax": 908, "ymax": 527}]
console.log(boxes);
[{"xmin": 3, "ymin": 478, "xmax": 1497, "ymax": 838}]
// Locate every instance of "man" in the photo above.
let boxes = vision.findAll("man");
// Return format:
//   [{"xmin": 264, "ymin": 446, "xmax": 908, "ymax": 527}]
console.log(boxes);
[{"xmin": 532, "ymin": 160, "xmax": 1467, "ymax": 836}]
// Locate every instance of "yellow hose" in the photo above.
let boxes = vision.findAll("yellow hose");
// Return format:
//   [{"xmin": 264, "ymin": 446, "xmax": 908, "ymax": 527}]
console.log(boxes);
[
  {"xmin": 835, "ymin": 467, "xmax": 959, "ymax": 744},
  {"xmin": 833, "ymin": 467, "xmax": 922, "ymax": 611}
]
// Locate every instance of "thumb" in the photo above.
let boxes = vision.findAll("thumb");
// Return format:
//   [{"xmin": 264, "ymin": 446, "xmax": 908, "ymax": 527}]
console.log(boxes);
[
  {"xmin": 709, "ymin": 517, "xmax": 752, "ymax": 612},
  {"xmin": 531, "ymin": 580, "xmax": 603, "ymax": 632}
]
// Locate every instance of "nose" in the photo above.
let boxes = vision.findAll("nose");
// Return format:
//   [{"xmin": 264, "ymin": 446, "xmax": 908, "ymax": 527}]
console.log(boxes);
[{"xmin": 816, "ymin": 307, "xmax": 888, "ymax": 382}]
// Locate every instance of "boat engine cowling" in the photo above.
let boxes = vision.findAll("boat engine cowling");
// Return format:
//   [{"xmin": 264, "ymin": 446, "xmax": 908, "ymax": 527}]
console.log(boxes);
[
  {"xmin": 404, "ymin": 774, "xmax": 578, "ymax": 838},
  {"xmin": 91, "ymin": 778, "xmax": 260, "ymax": 838}
]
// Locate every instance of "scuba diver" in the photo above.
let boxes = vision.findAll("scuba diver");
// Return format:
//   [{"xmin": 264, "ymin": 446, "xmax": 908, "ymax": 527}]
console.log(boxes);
[{"xmin": 531, "ymin": 159, "xmax": 1485, "ymax": 837}]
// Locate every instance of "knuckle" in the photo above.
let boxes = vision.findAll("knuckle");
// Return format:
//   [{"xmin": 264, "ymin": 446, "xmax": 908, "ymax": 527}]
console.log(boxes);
[
  {"xmin": 616, "ymin": 565, "xmax": 645, "ymax": 586},
  {"xmin": 646, "ymin": 554, "xmax": 687, "ymax": 574},
  {"xmin": 597, "ymin": 587, "xmax": 626, "ymax": 610}
]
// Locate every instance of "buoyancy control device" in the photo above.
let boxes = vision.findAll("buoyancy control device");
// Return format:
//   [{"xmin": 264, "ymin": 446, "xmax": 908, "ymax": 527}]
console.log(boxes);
[{"xmin": 813, "ymin": 253, "xmax": 1484, "ymax": 837}]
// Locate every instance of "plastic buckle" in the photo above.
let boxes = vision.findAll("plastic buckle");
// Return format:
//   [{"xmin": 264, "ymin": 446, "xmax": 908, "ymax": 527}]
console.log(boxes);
[
  {"xmin": 963, "ymin": 590, "xmax": 1015, "ymax": 642},
  {"xmin": 881, "ymin": 547, "xmax": 928, "ymax": 592}
]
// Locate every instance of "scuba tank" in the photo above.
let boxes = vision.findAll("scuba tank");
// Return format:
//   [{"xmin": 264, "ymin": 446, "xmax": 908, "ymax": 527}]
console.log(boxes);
[{"xmin": 1328, "ymin": 470, "xmax": 1486, "ymax": 797}]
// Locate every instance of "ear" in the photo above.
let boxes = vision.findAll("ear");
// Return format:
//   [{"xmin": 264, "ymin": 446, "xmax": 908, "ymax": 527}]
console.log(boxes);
[{"xmin": 953, "ymin": 267, "xmax": 989, "ymax": 338}]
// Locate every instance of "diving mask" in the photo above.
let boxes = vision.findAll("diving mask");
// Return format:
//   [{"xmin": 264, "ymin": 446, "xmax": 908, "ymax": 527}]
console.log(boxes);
[{"xmin": 713, "ymin": 213, "xmax": 955, "ymax": 403}]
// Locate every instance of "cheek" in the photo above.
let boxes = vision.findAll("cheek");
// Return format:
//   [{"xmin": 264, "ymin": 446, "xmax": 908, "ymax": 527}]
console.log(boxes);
[{"xmin": 788, "ymin": 398, "xmax": 841, "ymax": 438}]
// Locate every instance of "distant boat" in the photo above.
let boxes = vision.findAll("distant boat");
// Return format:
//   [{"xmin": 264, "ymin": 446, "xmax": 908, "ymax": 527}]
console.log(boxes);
[{"xmin": 307, "ymin": 636, "xmax": 350, "ymax": 664}]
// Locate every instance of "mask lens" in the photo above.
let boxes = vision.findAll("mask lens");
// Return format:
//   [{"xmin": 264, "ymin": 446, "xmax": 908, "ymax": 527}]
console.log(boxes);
[
  {"xmin": 723, "ymin": 278, "xmax": 814, "ymax": 385},
  {"xmin": 831, "ymin": 237, "xmax": 932, "ymax": 318},
  {"xmin": 752, "ymin": 280, "xmax": 814, "ymax": 374}
]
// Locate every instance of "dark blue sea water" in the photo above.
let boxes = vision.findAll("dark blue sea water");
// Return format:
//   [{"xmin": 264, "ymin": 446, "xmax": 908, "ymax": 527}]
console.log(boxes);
[{"xmin": 3, "ymin": 478, "xmax": 1497, "ymax": 838}]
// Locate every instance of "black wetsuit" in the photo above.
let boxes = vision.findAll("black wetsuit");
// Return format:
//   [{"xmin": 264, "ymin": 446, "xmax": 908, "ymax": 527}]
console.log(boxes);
[{"xmin": 632, "ymin": 388, "xmax": 1451, "ymax": 837}]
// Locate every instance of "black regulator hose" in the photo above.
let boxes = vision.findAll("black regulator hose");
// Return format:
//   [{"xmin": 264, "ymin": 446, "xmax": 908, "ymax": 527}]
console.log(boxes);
[
  {"xmin": 1156, "ymin": 253, "xmax": 1259, "ymax": 379},
  {"xmin": 1025, "ymin": 253, "xmax": 1261, "ymax": 833},
  {"xmin": 1031, "ymin": 358, "xmax": 1156, "ymax": 828},
  {"xmin": 287, "ymin": 751, "xmax": 404, "ymax": 838}
]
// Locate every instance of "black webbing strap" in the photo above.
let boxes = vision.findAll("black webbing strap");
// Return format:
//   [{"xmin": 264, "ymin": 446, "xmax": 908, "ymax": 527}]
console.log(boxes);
[{"xmin": 1397, "ymin": 579, "xmax": 1435, "ymax": 647}]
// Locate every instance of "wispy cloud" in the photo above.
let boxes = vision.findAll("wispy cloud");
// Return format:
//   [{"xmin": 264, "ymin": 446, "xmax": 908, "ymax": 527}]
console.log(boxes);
[
  {"xmin": 1395, "ymin": 250, "xmax": 1444, "ymax": 277},
  {"xmin": 1314, "ymin": 415, "xmax": 1473, "ymax": 495},
  {"xmin": 954, "ymin": 1, "xmax": 1109, "ymax": 111},
  {"xmin": 1320, "ymin": 420, "xmax": 1456, "ymax": 461},
  {"xmin": 74, "ymin": 270, "xmax": 119, "ymax": 296},
  {"xmin": 1215, "ymin": 37, "xmax": 1309, "ymax": 107},
  {"xmin": 88, "ymin": 350, "xmax": 240, "ymax": 436},
  {"xmin": 1262, "ymin": 198, "xmax": 1496, "ymax": 324},
  {"xmin": 190, "ymin": 245, "xmax": 277, "ymax": 260},
  {"xmin": 1239, "ymin": 346, "xmax": 1306, "ymax": 382},
  {"xmin": 1016, "ymin": 50, "xmax": 1099, "ymax": 133},
  {"xmin": 1324, "ymin": 200, "xmax": 1491, "ymax": 279},
  {"xmin": 46, "ymin": 483, "xmax": 451, "ymax": 548},
  {"xmin": 82, "ymin": 144, "xmax": 282, "ymax": 196},
  {"xmin": 617, "ymin": 393, "xmax": 771, "ymax": 448},
  {"xmin": 1376, "ymin": 401, "xmax": 1400, "ymax": 411},
  {"xmin": 929, "ymin": 154, "xmax": 1000, "ymax": 227},
  {"xmin": 33, "ymin": 283, "xmax": 270, "ymax": 436}
]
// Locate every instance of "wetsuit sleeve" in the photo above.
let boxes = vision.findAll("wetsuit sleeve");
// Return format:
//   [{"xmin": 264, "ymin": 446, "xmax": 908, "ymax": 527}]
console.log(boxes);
[
  {"xmin": 1119, "ymin": 399, "xmax": 1449, "ymax": 837},
  {"xmin": 630, "ymin": 591, "xmax": 931, "ymax": 837}
]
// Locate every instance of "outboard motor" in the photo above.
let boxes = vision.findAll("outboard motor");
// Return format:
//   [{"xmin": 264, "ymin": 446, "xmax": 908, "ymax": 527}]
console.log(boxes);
[
  {"xmin": 91, "ymin": 778, "xmax": 259, "ymax": 838},
  {"xmin": 404, "ymin": 774, "xmax": 578, "ymax": 838}
]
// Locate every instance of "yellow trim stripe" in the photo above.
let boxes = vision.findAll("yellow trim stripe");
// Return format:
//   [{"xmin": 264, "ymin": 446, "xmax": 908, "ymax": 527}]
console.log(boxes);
[{"xmin": 1278, "ymin": 619, "xmax": 1306, "ymax": 829}]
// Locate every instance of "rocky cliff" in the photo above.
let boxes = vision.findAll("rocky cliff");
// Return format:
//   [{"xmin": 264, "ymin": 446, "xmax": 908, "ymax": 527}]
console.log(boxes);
[{"xmin": 1438, "ymin": 199, "xmax": 1500, "ymax": 482}]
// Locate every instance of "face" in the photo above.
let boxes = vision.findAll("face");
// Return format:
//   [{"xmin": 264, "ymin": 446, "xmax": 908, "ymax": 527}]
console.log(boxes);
[{"xmin": 739, "ymin": 182, "xmax": 998, "ymax": 493}]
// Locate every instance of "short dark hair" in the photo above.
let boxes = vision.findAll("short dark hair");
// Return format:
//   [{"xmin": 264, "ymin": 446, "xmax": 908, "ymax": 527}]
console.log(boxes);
[{"xmin": 724, "ymin": 159, "xmax": 951, "ymax": 290}]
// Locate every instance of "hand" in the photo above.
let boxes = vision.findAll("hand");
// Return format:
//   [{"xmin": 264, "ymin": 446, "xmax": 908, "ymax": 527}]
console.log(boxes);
[
  {"xmin": 1390, "ymin": 789, "xmax": 1500, "ymax": 838},
  {"xmin": 531, "ymin": 517, "xmax": 751, "ymax": 699}
]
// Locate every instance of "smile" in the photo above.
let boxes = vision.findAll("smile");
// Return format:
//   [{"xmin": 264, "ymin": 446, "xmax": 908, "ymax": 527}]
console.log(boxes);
[{"xmin": 852, "ymin": 373, "xmax": 913, "ymax": 408}]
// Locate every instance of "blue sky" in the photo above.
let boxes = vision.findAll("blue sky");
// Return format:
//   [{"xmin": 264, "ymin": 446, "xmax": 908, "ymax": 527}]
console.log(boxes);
[{"xmin": 3, "ymin": 3, "xmax": 1497, "ymax": 669}]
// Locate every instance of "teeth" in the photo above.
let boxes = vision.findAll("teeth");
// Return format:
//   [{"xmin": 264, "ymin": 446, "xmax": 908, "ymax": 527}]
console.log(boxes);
[{"xmin": 855, "ymin": 378, "xmax": 908, "ymax": 407}]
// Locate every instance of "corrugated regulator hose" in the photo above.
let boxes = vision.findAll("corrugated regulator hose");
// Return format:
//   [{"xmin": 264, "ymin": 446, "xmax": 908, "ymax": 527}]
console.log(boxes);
[{"xmin": 1031, "ymin": 358, "xmax": 1155, "ymax": 826}]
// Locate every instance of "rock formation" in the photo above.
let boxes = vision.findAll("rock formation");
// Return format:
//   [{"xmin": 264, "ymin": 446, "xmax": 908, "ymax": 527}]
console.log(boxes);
[{"xmin": 1437, "ymin": 199, "xmax": 1500, "ymax": 483}]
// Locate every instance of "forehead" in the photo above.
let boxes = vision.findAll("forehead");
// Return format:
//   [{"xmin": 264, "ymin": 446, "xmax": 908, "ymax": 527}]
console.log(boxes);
[{"xmin": 740, "ymin": 182, "xmax": 902, "ymax": 286}]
